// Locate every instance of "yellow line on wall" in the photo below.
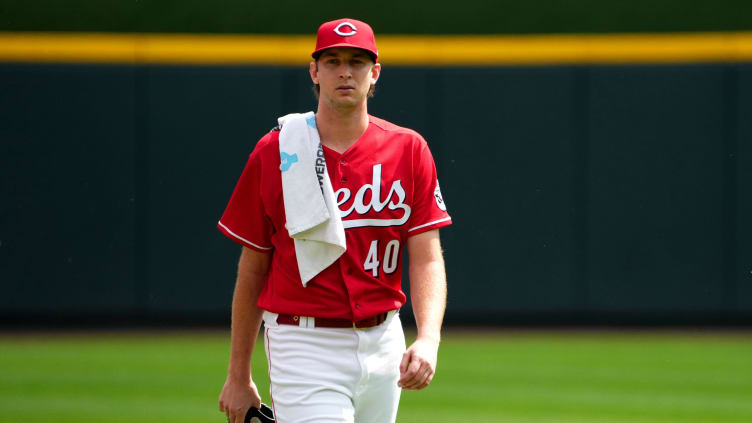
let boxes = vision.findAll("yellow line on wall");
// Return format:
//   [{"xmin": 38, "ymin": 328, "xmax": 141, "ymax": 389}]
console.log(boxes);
[{"xmin": 1, "ymin": 32, "xmax": 752, "ymax": 65}]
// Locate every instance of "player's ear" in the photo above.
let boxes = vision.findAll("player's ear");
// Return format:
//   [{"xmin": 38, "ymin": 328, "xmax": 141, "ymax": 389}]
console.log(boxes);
[
  {"xmin": 310, "ymin": 61, "xmax": 319, "ymax": 84},
  {"xmin": 370, "ymin": 63, "xmax": 381, "ymax": 85}
]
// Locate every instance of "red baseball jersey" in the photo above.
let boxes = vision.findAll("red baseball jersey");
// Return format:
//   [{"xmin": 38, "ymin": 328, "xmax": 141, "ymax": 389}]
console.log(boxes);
[{"xmin": 218, "ymin": 115, "xmax": 451, "ymax": 321}]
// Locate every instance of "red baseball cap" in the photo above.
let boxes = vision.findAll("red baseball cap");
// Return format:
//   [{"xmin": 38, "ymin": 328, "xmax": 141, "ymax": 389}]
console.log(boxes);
[{"xmin": 312, "ymin": 18, "xmax": 378, "ymax": 62}]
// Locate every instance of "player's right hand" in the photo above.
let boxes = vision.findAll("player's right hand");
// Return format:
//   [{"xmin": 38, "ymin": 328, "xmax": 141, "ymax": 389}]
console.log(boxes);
[{"xmin": 219, "ymin": 378, "xmax": 262, "ymax": 423}]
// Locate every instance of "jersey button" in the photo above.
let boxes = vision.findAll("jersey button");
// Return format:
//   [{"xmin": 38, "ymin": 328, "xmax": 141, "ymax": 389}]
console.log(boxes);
[
  {"xmin": 341, "ymin": 176, "xmax": 348, "ymax": 183},
  {"xmin": 340, "ymin": 159, "xmax": 346, "ymax": 165},
  {"xmin": 355, "ymin": 304, "xmax": 360, "ymax": 309}
]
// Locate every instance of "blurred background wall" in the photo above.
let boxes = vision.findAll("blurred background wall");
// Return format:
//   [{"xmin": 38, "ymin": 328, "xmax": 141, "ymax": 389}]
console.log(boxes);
[{"xmin": 1, "ymin": 0, "xmax": 751, "ymax": 326}]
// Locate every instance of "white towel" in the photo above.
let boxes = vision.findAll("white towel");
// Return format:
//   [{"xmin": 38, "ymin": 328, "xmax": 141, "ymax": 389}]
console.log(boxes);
[{"xmin": 278, "ymin": 112, "xmax": 346, "ymax": 286}]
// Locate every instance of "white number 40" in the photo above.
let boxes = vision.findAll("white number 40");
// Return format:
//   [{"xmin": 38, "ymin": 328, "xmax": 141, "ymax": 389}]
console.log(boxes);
[{"xmin": 364, "ymin": 239, "xmax": 400, "ymax": 277}]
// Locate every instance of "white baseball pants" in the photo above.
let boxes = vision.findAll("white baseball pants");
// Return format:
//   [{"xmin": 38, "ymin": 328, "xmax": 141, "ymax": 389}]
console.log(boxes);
[{"xmin": 262, "ymin": 310, "xmax": 405, "ymax": 423}]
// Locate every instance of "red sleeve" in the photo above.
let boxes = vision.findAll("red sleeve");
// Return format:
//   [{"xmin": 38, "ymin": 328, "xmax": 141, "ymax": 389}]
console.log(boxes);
[
  {"xmin": 217, "ymin": 143, "xmax": 274, "ymax": 252},
  {"xmin": 407, "ymin": 139, "xmax": 452, "ymax": 237}
]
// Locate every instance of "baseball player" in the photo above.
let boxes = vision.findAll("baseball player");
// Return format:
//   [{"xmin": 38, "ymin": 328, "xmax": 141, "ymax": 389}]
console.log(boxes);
[{"xmin": 217, "ymin": 18, "xmax": 451, "ymax": 423}]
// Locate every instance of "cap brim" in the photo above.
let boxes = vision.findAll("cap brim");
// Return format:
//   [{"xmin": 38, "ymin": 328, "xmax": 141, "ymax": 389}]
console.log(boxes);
[{"xmin": 312, "ymin": 43, "xmax": 378, "ymax": 62}]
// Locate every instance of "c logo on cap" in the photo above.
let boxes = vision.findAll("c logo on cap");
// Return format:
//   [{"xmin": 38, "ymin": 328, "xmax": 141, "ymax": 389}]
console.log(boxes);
[{"xmin": 334, "ymin": 22, "xmax": 357, "ymax": 37}]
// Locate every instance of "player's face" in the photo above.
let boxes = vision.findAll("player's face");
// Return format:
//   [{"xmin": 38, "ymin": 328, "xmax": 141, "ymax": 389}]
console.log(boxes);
[{"xmin": 310, "ymin": 47, "xmax": 380, "ymax": 109}]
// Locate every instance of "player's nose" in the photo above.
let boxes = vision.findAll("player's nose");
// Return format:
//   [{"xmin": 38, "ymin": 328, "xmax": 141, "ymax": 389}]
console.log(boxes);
[{"xmin": 339, "ymin": 64, "xmax": 353, "ymax": 78}]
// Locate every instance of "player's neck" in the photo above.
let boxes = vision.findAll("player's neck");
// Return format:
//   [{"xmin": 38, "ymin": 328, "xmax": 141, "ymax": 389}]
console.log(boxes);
[{"xmin": 315, "ymin": 101, "xmax": 369, "ymax": 154}]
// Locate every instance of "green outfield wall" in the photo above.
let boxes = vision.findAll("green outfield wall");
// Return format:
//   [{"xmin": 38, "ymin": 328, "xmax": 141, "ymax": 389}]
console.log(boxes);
[
  {"xmin": 1, "ymin": 58, "xmax": 750, "ymax": 325},
  {"xmin": 1, "ymin": 0, "xmax": 752, "ymax": 34}
]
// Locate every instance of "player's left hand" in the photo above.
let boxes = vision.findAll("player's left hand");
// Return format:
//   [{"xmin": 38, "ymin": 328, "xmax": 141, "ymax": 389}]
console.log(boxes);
[{"xmin": 398, "ymin": 337, "xmax": 439, "ymax": 390}]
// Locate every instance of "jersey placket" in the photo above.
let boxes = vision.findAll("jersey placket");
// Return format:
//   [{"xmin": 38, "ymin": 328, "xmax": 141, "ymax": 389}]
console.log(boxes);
[{"xmin": 325, "ymin": 147, "xmax": 362, "ymax": 319}]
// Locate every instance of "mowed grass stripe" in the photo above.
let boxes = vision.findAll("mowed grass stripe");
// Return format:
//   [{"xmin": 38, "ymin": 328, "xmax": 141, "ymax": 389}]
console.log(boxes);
[
  {"xmin": 1, "ymin": 331, "xmax": 750, "ymax": 423},
  {"xmin": 404, "ymin": 333, "xmax": 752, "ymax": 423},
  {"xmin": 0, "ymin": 333, "xmax": 237, "ymax": 422}
]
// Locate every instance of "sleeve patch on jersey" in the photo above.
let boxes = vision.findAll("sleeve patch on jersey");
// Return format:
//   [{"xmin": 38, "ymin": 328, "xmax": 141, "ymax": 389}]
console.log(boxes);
[{"xmin": 434, "ymin": 180, "xmax": 447, "ymax": 211}]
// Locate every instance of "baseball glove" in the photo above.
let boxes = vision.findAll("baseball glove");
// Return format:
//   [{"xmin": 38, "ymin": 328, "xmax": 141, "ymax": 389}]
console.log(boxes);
[
  {"xmin": 226, "ymin": 403, "xmax": 275, "ymax": 423},
  {"xmin": 245, "ymin": 403, "xmax": 275, "ymax": 423}
]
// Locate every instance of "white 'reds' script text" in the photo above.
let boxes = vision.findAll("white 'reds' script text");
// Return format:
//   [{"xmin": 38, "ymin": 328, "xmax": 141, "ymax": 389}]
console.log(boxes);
[{"xmin": 336, "ymin": 164, "xmax": 411, "ymax": 228}]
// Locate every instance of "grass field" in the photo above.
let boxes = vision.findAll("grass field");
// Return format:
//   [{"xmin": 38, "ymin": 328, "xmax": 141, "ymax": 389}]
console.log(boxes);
[{"xmin": 1, "ymin": 330, "xmax": 751, "ymax": 423}]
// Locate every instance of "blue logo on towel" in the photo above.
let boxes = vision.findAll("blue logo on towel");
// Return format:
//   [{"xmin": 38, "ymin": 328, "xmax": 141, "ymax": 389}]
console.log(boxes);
[
  {"xmin": 280, "ymin": 152, "xmax": 298, "ymax": 172},
  {"xmin": 306, "ymin": 116, "xmax": 317, "ymax": 129}
]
